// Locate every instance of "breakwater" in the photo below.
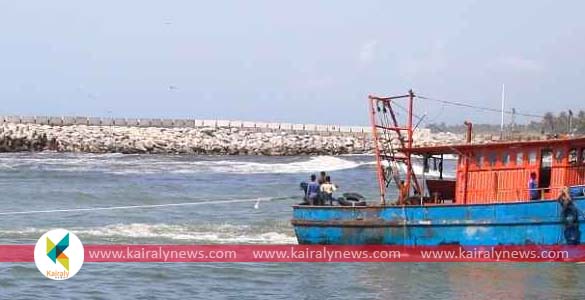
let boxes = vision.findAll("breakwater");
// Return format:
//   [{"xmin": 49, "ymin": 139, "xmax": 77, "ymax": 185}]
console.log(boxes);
[
  {"xmin": 0, "ymin": 116, "xmax": 461, "ymax": 155},
  {"xmin": 0, "ymin": 123, "xmax": 374, "ymax": 155}
]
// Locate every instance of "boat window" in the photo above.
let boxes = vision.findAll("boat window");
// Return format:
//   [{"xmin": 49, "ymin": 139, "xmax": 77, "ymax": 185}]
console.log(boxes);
[
  {"xmin": 569, "ymin": 149, "xmax": 578, "ymax": 165},
  {"xmin": 539, "ymin": 149, "xmax": 553, "ymax": 189},
  {"xmin": 541, "ymin": 149, "xmax": 553, "ymax": 168},
  {"xmin": 488, "ymin": 152, "xmax": 497, "ymax": 167},
  {"xmin": 502, "ymin": 152, "xmax": 510, "ymax": 166},
  {"xmin": 555, "ymin": 149, "xmax": 564, "ymax": 163},
  {"xmin": 529, "ymin": 150, "xmax": 537, "ymax": 165},
  {"xmin": 582, "ymin": 148, "xmax": 585, "ymax": 164},
  {"xmin": 516, "ymin": 152, "xmax": 524, "ymax": 165},
  {"xmin": 475, "ymin": 152, "xmax": 484, "ymax": 167}
]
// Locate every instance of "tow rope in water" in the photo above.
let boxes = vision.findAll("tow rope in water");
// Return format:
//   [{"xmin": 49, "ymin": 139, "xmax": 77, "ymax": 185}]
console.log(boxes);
[{"xmin": 0, "ymin": 196, "xmax": 295, "ymax": 216}]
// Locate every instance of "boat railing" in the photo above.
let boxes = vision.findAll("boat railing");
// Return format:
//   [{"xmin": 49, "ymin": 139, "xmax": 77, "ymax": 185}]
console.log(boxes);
[{"xmin": 462, "ymin": 186, "xmax": 566, "ymax": 204}]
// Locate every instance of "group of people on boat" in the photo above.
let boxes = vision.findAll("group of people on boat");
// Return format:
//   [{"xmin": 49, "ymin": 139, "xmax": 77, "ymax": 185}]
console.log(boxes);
[
  {"xmin": 302, "ymin": 171, "xmax": 337, "ymax": 206},
  {"xmin": 300, "ymin": 172, "xmax": 367, "ymax": 206}
]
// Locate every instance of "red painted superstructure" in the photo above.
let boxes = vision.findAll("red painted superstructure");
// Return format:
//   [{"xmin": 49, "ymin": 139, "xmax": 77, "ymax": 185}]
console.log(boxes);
[
  {"xmin": 369, "ymin": 91, "xmax": 585, "ymax": 205},
  {"xmin": 410, "ymin": 138, "xmax": 585, "ymax": 204}
]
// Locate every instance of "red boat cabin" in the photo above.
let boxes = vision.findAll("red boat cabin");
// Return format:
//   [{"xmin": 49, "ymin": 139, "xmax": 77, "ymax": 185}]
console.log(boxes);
[{"xmin": 410, "ymin": 137, "xmax": 585, "ymax": 204}]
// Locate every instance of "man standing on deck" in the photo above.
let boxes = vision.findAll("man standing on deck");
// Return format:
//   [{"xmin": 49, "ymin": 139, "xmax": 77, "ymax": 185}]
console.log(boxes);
[
  {"xmin": 320, "ymin": 176, "xmax": 337, "ymax": 206},
  {"xmin": 318, "ymin": 171, "xmax": 327, "ymax": 185},
  {"xmin": 306, "ymin": 174, "xmax": 321, "ymax": 206},
  {"xmin": 317, "ymin": 171, "xmax": 327, "ymax": 205},
  {"xmin": 529, "ymin": 172, "xmax": 539, "ymax": 200}
]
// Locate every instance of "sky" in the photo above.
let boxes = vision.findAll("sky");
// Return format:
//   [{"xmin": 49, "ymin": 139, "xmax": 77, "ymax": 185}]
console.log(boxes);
[{"xmin": 0, "ymin": 1, "xmax": 584, "ymax": 125}]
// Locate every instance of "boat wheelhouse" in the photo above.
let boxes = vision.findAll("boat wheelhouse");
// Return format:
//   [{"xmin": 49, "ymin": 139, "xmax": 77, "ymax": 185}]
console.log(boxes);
[
  {"xmin": 412, "ymin": 137, "xmax": 585, "ymax": 204},
  {"xmin": 291, "ymin": 91, "xmax": 585, "ymax": 245}
]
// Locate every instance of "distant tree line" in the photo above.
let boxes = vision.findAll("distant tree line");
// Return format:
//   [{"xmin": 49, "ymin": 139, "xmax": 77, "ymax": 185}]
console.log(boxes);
[{"xmin": 427, "ymin": 110, "xmax": 585, "ymax": 135}]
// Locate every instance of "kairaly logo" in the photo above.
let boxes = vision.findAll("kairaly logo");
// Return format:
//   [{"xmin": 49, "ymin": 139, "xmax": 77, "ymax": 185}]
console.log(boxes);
[{"xmin": 34, "ymin": 229, "xmax": 84, "ymax": 280}]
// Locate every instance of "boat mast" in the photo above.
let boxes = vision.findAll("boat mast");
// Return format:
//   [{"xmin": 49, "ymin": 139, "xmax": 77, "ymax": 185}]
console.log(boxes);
[
  {"xmin": 369, "ymin": 95, "xmax": 387, "ymax": 204},
  {"xmin": 368, "ymin": 91, "xmax": 422, "ymax": 205},
  {"xmin": 406, "ymin": 90, "xmax": 415, "ymax": 202}
]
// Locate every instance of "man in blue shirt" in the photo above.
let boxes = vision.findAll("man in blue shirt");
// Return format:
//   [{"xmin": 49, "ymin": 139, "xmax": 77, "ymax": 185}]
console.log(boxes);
[
  {"xmin": 306, "ymin": 174, "xmax": 321, "ymax": 205},
  {"xmin": 529, "ymin": 172, "xmax": 539, "ymax": 200}
]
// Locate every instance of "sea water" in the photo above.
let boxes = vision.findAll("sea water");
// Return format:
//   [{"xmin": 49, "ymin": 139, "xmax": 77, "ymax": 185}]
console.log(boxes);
[{"xmin": 0, "ymin": 153, "xmax": 583, "ymax": 299}]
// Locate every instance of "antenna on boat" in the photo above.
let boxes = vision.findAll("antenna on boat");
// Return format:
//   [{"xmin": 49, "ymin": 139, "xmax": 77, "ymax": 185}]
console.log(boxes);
[
  {"xmin": 500, "ymin": 84, "xmax": 505, "ymax": 139},
  {"xmin": 568, "ymin": 109, "xmax": 574, "ymax": 135}
]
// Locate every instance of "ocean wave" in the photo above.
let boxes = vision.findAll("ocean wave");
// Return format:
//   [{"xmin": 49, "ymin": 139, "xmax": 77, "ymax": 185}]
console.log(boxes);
[
  {"xmin": 0, "ymin": 223, "xmax": 297, "ymax": 244},
  {"xmin": 198, "ymin": 156, "xmax": 365, "ymax": 174},
  {"xmin": 0, "ymin": 153, "xmax": 369, "ymax": 175}
]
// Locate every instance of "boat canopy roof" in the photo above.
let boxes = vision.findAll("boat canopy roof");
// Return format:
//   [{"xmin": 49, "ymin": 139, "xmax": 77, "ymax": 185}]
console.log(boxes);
[{"xmin": 408, "ymin": 136, "xmax": 585, "ymax": 155}]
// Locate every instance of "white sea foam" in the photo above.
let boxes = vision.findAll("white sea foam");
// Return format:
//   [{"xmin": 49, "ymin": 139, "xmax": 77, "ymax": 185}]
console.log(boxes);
[
  {"xmin": 0, "ymin": 153, "xmax": 369, "ymax": 175},
  {"xmin": 198, "ymin": 156, "xmax": 365, "ymax": 174},
  {"xmin": 0, "ymin": 223, "xmax": 298, "ymax": 244},
  {"xmin": 109, "ymin": 156, "xmax": 367, "ymax": 175}
]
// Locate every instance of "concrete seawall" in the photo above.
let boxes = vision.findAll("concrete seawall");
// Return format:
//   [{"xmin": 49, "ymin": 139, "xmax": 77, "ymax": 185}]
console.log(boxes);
[
  {"xmin": 0, "ymin": 116, "xmax": 462, "ymax": 155},
  {"xmin": 0, "ymin": 115, "xmax": 371, "ymax": 136}
]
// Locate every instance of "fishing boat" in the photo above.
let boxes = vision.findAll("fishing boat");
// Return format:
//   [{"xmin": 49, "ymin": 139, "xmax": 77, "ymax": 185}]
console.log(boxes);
[{"xmin": 291, "ymin": 91, "xmax": 585, "ymax": 245}]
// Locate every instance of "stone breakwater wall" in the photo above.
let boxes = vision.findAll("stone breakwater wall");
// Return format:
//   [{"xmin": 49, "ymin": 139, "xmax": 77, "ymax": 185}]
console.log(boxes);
[
  {"xmin": 0, "ymin": 122, "xmax": 465, "ymax": 156},
  {"xmin": 0, "ymin": 123, "xmax": 376, "ymax": 155}
]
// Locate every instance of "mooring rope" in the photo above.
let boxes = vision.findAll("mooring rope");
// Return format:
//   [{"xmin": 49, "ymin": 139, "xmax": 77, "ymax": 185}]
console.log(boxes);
[{"xmin": 0, "ymin": 196, "xmax": 295, "ymax": 216}]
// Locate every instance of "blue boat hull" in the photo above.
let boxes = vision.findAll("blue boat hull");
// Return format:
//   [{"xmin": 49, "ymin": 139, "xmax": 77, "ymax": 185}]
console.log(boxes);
[{"xmin": 291, "ymin": 198, "xmax": 585, "ymax": 245}]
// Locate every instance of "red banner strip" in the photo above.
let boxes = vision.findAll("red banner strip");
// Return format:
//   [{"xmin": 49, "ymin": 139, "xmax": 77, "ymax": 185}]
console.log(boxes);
[
  {"xmin": 2, "ymin": 245, "xmax": 585, "ymax": 263},
  {"xmin": 0, "ymin": 245, "xmax": 34, "ymax": 262}
]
